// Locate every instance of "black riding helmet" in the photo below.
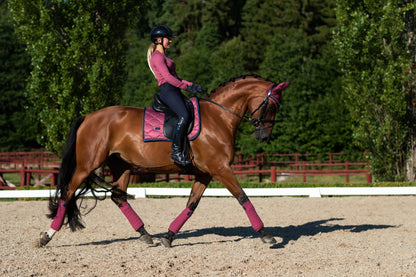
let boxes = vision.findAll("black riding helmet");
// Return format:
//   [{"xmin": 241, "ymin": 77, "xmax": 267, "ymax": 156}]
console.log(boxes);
[{"xmin": 150, "ymin": 25, "xmax": 176, "ymax": 43}]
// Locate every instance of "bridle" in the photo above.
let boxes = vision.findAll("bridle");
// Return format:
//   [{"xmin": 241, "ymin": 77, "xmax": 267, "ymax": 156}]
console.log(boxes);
[
  {"xmin": 199, "ymin": 83, "xmax": 281, "ymax": 132},
  {"xmin": 250, "ymin": 84, "xmax": 280, "ymax": 132}
]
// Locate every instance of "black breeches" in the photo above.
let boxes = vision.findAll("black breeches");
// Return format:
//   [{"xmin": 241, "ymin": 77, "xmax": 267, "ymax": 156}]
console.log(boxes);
[{"xmin": 160, "ymin": 83, "xmax": 190, "ymax": 122}]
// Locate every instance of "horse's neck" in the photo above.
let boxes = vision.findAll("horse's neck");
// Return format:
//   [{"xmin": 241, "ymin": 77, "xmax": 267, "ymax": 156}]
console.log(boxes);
[
  {"xmin": 205, "ymin": 87, "xmax": 254, "ymax": 139},
  {"xmin": 210, "ymin": 88, "xmax": 251, "ymax": 118}
]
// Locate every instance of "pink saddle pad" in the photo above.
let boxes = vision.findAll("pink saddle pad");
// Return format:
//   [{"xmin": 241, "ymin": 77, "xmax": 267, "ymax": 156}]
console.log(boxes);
[{"xmin": 143, "ymin": 97, "xmax": 200, "ymax": 142}]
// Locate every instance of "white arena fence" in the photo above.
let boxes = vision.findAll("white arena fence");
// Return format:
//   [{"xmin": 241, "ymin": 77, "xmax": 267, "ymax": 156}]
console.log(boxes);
[{"xmin": 1, "ymin": 187, "xmax": 416, "ymax": 199}]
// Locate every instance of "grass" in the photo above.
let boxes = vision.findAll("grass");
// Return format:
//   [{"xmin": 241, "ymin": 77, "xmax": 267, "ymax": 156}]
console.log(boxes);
[
  {"xmin": 237, "ymin": 174, "xmax": 368, "ymax": 184},
  {"xmin": 2, "ymin": 173, "xmax": 21, "ymax": 186},
  {"xmin": 2, "ymin": 172, "xmax": 415, "ymax": 190}
]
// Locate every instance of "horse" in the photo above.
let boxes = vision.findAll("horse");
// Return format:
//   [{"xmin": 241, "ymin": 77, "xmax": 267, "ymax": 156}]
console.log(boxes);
[{"xmin": 38, "ymin": 75, "xmax": 289, "ymax": 248}]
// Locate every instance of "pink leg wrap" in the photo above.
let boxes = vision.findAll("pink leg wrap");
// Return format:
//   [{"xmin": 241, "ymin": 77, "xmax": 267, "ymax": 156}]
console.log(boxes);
[
  {"xmin": 120, "ymin": 202, "xmax": 144, "ymax": 231},
  {"xmin": 50, "ymin": 200, "xmax": 67, "ymax": 231},
  {"xmin": 169, "ymin": 207, "xmax": 193, "ymax": 234},
  {"xmin": 243, "ymin": 201, "xmax": 264, "ymax": 232}
]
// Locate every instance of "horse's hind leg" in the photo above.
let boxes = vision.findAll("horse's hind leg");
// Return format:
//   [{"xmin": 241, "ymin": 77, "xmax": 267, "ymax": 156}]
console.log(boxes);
[
  {"xmin": 161, "ymin": 173, "xmax": 212, "ymax": 248},
  {"xmin": 109, "ymin": 161, "xmax": 153, "ymax": 244},
  {"xmin": 39, "ymin": 167, "xmax": 91, "ymax": 247},
  {"xmin": 39, "ymin": 201, "xmax": 67, "ymax": 247}
]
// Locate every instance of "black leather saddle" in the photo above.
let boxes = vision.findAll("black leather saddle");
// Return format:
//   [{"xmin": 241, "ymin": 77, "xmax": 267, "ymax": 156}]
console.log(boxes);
[{"xmin": 152, "ymin": 93, "xmax": 195, "ymax": 139}]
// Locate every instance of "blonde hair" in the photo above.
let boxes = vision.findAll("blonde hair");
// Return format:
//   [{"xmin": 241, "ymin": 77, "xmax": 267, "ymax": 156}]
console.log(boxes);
[{"xmin": 147, "ymin": 43, "xmax": 157, "ymax": 78}]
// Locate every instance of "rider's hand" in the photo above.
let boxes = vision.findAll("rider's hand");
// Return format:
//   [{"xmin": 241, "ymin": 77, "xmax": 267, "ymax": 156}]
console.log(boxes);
[{"xmin": 186, "ymin": 83, "xmax": 203, "ymax": 94}]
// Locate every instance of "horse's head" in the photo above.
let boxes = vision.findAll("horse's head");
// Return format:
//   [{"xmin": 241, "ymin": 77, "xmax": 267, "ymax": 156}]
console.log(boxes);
[{"xmin": 248, "ymin": 82, "xmax": 289, "ymax": 142}]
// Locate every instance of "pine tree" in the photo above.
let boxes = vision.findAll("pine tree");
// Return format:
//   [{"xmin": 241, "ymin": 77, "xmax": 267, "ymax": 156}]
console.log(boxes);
[{"xmin": 0, "ymin": 2, "xmax": 39, "ymax": 150}]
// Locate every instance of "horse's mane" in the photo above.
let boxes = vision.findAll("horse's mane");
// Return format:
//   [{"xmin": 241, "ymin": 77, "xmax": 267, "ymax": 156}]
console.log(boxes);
[{"xmin": 209, "ymin": 74, "xmax": 274, "ymax": 95}]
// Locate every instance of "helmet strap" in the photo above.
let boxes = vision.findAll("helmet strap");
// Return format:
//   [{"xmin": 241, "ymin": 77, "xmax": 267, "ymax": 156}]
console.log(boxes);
[{"xmin": 154, "ymin": 37, "xmax": 166, "ymax": 51}]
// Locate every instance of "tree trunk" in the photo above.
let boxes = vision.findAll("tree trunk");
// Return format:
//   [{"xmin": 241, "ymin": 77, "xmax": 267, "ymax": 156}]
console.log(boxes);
[{"xmin": 405, "ymin": 2, "xmax": 416, "ymax": 181}]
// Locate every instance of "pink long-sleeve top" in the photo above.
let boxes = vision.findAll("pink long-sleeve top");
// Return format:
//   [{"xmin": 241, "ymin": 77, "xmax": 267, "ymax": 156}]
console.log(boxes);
[{"xmin": 150, "ymin": 50, "xmax": 192, "ymax": 90}]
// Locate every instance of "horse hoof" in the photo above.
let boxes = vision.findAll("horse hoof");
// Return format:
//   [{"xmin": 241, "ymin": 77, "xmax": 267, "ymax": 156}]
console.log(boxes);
[
  {"xmin": 261, "ymin": 234, "xmax": 277, "ymax": 244},
  {"xmin": 160, "ymin": 237, "xmax": 172, "ymax": 248},
  {"xmin": 258, "ymin": 228, "xmax": 277, "ymax": 244},
  {"xmin": 39, "ymin": 232, "xmax": 51, "ymax": 247},
  {"xmin": 139, "ymin": 233, "xmax": 154, "ymax": 244}
]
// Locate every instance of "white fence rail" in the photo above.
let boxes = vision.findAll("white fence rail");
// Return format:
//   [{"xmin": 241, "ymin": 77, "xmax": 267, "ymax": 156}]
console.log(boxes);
[{"xmin": 1, "ymin": 187, "xmax": 416, "ymax": 199}]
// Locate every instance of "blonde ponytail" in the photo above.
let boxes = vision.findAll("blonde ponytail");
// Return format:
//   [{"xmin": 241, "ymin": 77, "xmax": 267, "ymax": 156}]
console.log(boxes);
[{"xmin": 147, "ymin": 43, "xmax": 157, "ymax": 78}]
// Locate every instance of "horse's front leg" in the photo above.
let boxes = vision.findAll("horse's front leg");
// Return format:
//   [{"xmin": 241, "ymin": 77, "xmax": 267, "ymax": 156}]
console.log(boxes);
[
  {"xmin": 213, "ymin": 166, "xmax": 276, "ymax": 245},
  {"xmin": 111, "ymin": 170, "xmax": 153, "ymax": 244},
  {"xmin": 161, "ymin": 173, "xmax": 212, "ymax": 248}
]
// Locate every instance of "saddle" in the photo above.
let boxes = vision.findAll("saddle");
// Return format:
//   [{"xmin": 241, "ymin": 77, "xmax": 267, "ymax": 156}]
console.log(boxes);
[
  {"xmin": 152, "ymin": 93, "xmax": 195, "ymax": 138},
  {"xmin": 142, "ymin": 94, "xmax": 200, "ymax": 142}
]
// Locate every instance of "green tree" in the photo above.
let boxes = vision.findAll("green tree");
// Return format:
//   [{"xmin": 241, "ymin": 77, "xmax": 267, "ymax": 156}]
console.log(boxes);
[
  {"xmin": 121, "ymin": 29, "xmax": 157, "ymax": 107},
  {"xmin": 8, "ymin": 0, "xmax": 147, "ymax": 153},
  {"xmin": 235, "ymin": 0, "xmax": 353, "ymax": 155},
  {"xmin": 120, "ymin": 0, "xmax": 357, "ymax": 158},
  {"xmin": 403, "ymin": 0, "xmax": 416, "ymax": 181},
  {"xmin": 334, "ymin": 0, "xmax": 415, "ymax": 180},
  {"xmin": 240, "ymin": 0, "xmax": 285, "ymax": 71},
  {"xmin": 208, "ymin": 36, "xmax": 247, "ymax": 90},
  {"xmin": 0, "ymin": 1, "xmax": 39, "ymax": 151}
]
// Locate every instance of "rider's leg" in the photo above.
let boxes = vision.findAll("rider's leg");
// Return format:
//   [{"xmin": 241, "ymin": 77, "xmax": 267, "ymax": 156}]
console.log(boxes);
[
  {"xmin": 160, "ymin": 83, "xmax": 191, "ymax": 166},
  {"xmin": 170, "ymin": 116, "xmax": 191, "ymax": 166}
]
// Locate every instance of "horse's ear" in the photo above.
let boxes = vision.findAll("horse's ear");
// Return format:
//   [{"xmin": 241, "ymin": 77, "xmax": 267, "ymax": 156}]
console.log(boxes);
[
  {"xmin": 271, "ymin": 82, "xmax": 289, "ymax": 102},
  {"xmin": 274, "ymin": 82, "xmax": 289, "ymax": 93}
]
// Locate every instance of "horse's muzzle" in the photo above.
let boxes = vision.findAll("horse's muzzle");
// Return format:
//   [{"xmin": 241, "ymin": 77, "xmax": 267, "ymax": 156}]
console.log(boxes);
[{"xmin": 253, "ymin": 129, "xmax": 271, "ymax": 142}]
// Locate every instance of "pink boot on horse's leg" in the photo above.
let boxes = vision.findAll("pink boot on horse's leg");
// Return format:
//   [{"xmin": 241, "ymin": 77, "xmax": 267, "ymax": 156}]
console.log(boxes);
[
  {"xmin": 39, "ymin": 199, "xmax": 67, "ymax": 247},
  {"xmin": 242, "ymin": 200, "xmax": 276, "ymax": 244},
  {"xmin": 161, "ymin": 207, "xmax": 194, "ymax": 248},
  {"xmin": 119, "ymin": 202, "xmax": 153, "ymax": 244}
]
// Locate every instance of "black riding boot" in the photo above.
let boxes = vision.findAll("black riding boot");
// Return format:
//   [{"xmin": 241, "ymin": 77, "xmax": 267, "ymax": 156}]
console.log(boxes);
[{"xmin": 171, "ymin": 117, "xmax": 191, "ymax": 166}]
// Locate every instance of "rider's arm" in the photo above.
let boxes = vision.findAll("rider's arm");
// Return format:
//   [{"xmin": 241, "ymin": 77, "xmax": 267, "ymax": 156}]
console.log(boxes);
[{"xmin": 150, "ymin": 51, "xmax": 192, "ymax": 90}]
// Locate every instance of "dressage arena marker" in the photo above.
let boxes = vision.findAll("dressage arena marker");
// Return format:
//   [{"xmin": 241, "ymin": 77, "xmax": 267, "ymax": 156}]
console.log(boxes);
[{"xmin": 1, "ymin": 187, "xmax": 416, "ymax": 199}]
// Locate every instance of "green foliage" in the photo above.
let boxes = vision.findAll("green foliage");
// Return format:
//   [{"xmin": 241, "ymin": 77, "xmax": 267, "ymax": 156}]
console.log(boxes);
[
  {"xmin": 208, "ymin": 36, "xmax": 247, "ymax": 90},
  {"xmin": 121, "ymin": 30, "xmax": 158, "ymax": 107},
  {"xmin": 8, "ymin": 0, "xmax": 147, "ymax": 153},
  {"xmin": 333, "ymin": 0, "xmax": 415, "ymax": 181},
  {"xmin": 0, "ymin": 2, "xmax": 39, "ymax": 150},
  {"xmin": 3, "ymin": 0, "xmax": 373, "ymax": 177},
  {"xmin": 247, "ymin": 0, "xmax": 353, "ymax": 155}
]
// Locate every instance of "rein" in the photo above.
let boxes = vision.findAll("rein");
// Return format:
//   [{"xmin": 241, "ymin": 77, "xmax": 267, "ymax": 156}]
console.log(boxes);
[{"xmin": 198, "ymin": 84, "xmax": 280, "ymax": 129}]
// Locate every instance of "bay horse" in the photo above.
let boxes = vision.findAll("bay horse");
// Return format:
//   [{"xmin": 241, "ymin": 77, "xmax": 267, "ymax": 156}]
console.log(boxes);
[{"xmin": 39, "ymin": 75, "xmax": 289, "ymax": 248}]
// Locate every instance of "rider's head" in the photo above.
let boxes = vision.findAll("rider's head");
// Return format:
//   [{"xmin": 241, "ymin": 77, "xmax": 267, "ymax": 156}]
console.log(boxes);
[
  {"xmin": 147, "ymin": 25, "xmax": 176, "ymax": 77},
  {"xmin": 150, "ymin": 25, "xmax": 175, "ymax": 48},
  {"xmin": 150, "ymin": 25, "xmax": 175, "ymax": 41}
]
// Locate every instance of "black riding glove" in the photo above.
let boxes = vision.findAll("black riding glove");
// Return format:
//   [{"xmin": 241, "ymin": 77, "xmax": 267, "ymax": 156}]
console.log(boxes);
[{"xmin": 186, "ymin": 83, "xmax": 203, "ymax": 94}]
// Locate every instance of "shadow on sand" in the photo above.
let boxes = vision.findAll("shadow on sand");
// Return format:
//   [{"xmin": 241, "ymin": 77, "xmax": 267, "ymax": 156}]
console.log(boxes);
[
  {"xmin": 171, "ymin": 218, "xmax": 398, "ymax": 248},
  {"xmin": 58, "ymin": 218, "xmax": 397, "ymax": 248}
]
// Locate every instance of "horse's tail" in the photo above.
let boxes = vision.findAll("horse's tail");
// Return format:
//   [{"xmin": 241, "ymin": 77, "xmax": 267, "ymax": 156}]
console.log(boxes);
[{"xmin": 48, "ymin": 116, "xmax": 86, "ymax": 231}]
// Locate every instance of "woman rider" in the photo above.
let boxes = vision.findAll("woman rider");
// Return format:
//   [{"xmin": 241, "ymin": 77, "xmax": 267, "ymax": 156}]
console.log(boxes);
[{"xmin": 147, "ymin": 25, "xmax": 202, "ymax": 166}]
